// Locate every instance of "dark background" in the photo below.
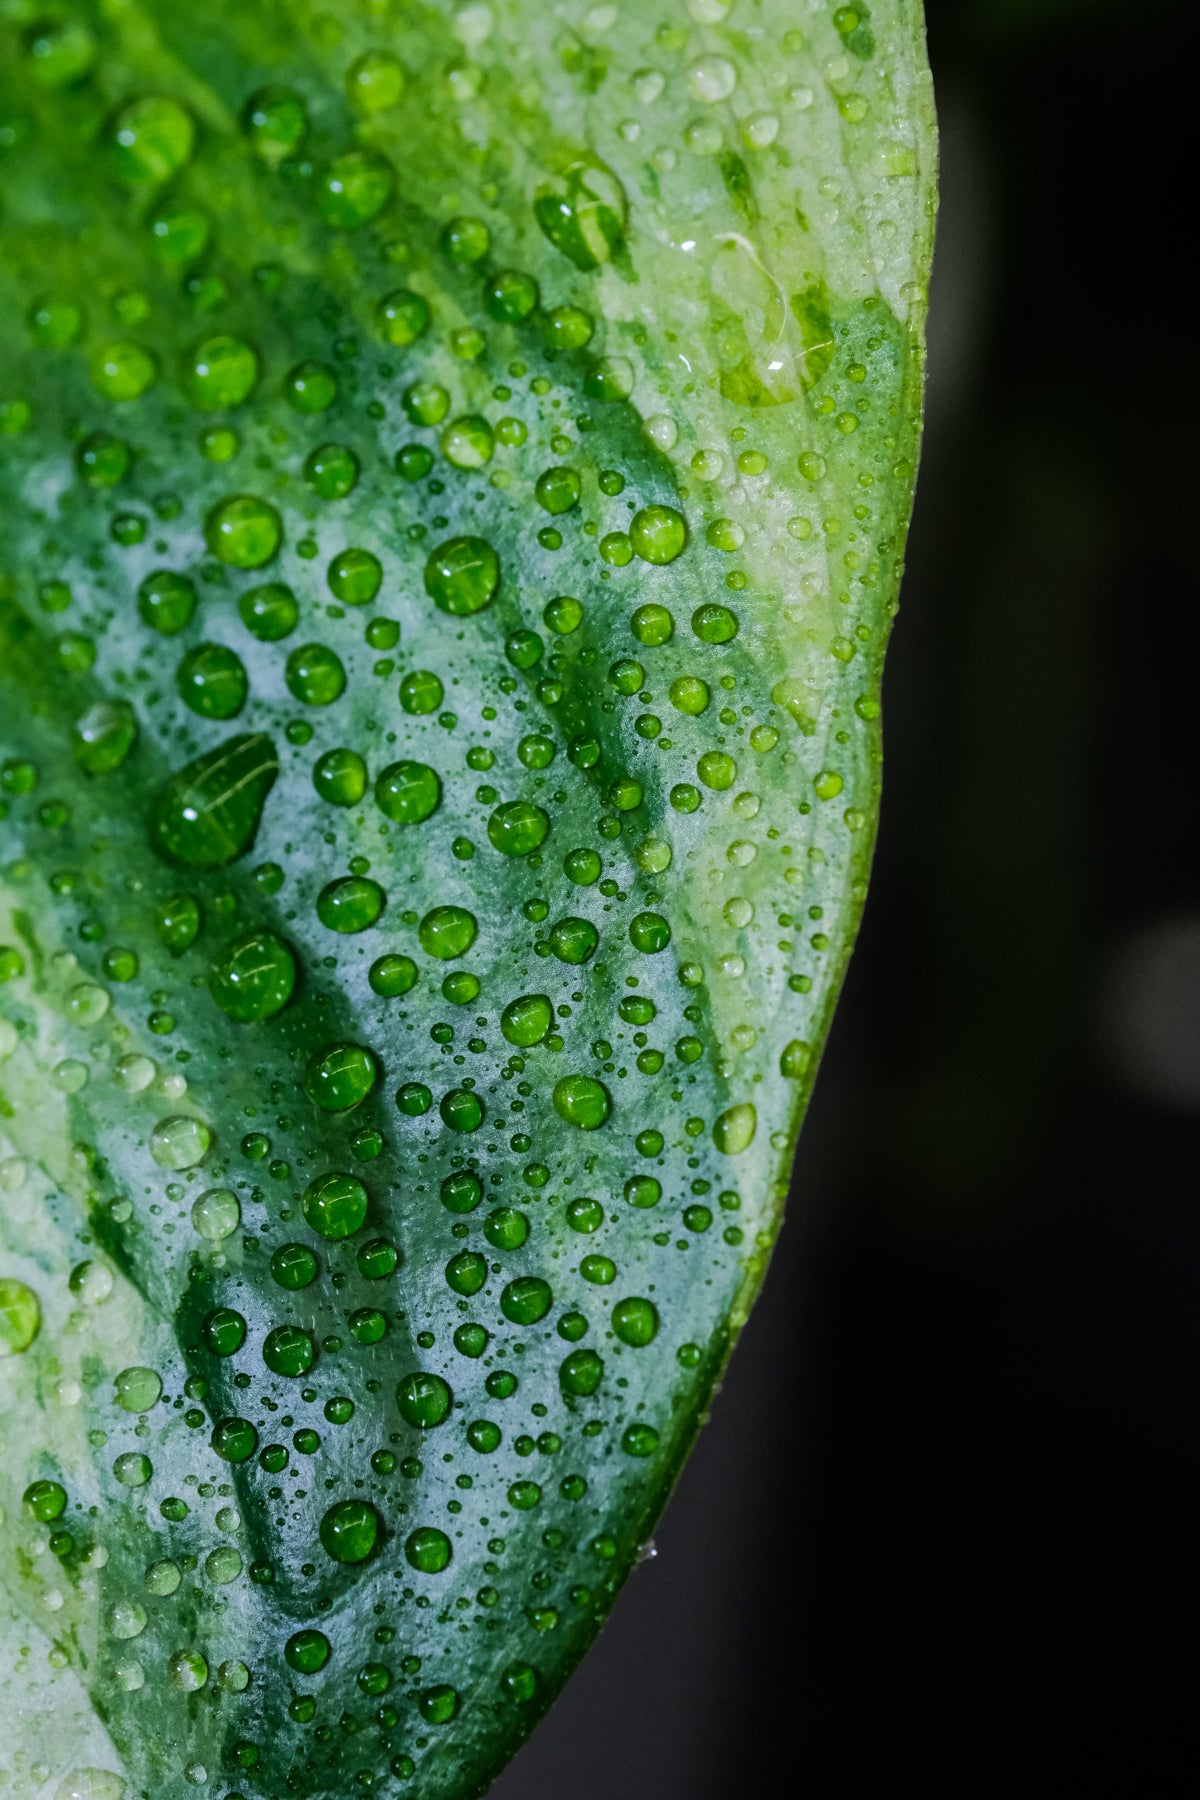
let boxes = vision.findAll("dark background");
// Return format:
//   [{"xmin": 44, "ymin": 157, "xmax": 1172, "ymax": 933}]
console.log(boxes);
[{"xmin": 492, "ymin": 1, "xmax": 1199, "ymax": 1792}]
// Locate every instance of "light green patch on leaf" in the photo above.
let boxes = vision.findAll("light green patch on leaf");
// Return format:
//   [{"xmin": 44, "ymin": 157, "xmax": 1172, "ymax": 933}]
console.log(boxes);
[{"xmin": 0, "ymin": 1, "xmax": 935, "ymax": 1795}]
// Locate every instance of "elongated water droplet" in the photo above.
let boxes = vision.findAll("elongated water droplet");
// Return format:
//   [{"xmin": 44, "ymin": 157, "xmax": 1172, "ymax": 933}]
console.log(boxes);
[{"xmin": 151, "ymin": 733, "xmax": 279, "ymax": 869}]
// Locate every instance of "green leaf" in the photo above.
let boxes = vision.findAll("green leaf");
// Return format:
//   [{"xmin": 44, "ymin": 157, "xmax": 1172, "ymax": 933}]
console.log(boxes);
[{"xmin": 0, "ymin": 1, "xmax": 935, "ymax": 1793}]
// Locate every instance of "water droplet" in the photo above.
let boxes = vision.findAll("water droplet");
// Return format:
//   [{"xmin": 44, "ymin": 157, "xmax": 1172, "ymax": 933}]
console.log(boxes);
[
  {"xmin": 29, "ymin": 297, "xmax": 83, "ymax": 346},
  {"xmin": 317, "ymin": 150, "xmax": 394, "ymax": 229},
  {"xmin": 54, "ymin": 1773, "xmax": 127, "ymax": 1800},
  {"xmin": 629, "ymin": 912, "xmax": 671, "ymax": 953},
  {"xmin": 418, "ymin": 1682, "xmax": 460, "ymax": 1723},
  {"xmin": 284, "ymin": 361, "xmax": 337, "ymax": 412},
  {"xmin": 560, "ymin": 1348, "xmax": 604, "ymax": 1396},
  {"xmin": 114, "ymin": 1366, "xmax": 163, "ymax": 1411},
  {"xmin": 713, "ymin": 1101, "xmax": 756, "ymax": 1155},
  {"xmin": 534, "ymin": 159, "xmax": 627, "ymax": 269},
  {"xmin": 285, "ymin": 1629, "xmax": 331, "ymax": 1673},
  {"xmin": 688, "ymin": 53, "xmax": 738, "ymax": 102},
  {"xmin": 441, "ymin": 414, "xmax": 494, "ymax": 470},
  {"xmin": 630, "ymin": 505, "xmax": 687, "ymax": 565},
  {"xmin": 375, "ymin": 289, "xmax": 430, "ymax": 345},
  {"xmin": 303, "ymin": 1171, "xmax": 369, "ymax": 1239},
  {"xmin": 151, "ymin": 734, "xmax": 279, "ymax": 869},
  {"xmin": 270, "ymin": 1243, "xmax": 317, "ymax": 1291},
  {"xmin": 642, "ymin": 414, "xmax": 678, "ymax": 453},
  {"xmin": 177, "ymin": 643, "xmax": 248, "ymax": 719},
  {"xmin": 113, "ymin": 1452, "xmax": 153, "ymax": 1488},
  {"xmin": 69, "ymin": 1259, "xmax": 113, "ymax": 1304},
  {"xmin": 424, "ymin": 536, "xmax": 500, "ymax": 615},
  {"xmin": 182, "ymin": 334, "xmax": 258, "ymax": 410},
  {"xmin": 441, "ymin": 215, "xmax": 491, "ymax": 264},
  {"xmin": 167, "ymin": 1649, "xmax": 209, "ymax": 1692},
  {"xmin": 115, "ymin": 1053, "xmax": 156, "ymax": 1093},
  {"xmin": 405, "ymin": 1526, "xmax": 452, "ymax": 1574},
  {"xmin": 286, "ymin": 642, "xmax": 346, "ymax": 705},
  {"xmin": 111, "ymin": 97, "xmax": 195, "ymax": 188},
  {"xmin": 500, "ymin": 1276, "xmax": 552, "ymax": 1324},
  {"xmin": 419, "ymin": 905, "xmax": 478, "ymax": 959},
  {"xmin": 396, "ymin": 1371, "xmax": 453, "ymax": 1428},
  {"xmin": 320, "ymin": 1498, "xmax": 381, "ymax": 1563},
  {"xmin": 697, "ymin": 750, "xmax": 737, "ymax": 790},
  {"xmin": 90, "ymin": 341, "xmax": 158, "ymax": 403},
  {"xmin": 304, "ymin": 1043, "xmax": 377, "ymax": 1112},
  {"xmin": 65, "ymin": 982, "xmax": 111, "ymax": 1026},
  {"xmin": 313, "ymin": 747, "xmax": 367, "ymax": 806},
  {"xmin": 191, "ymin": 1187, "xmax": 241, "ymax": 1239},
  {"xmin": 73, "ymin": 701, "xmax": 138, "ymax": 775},
  {"xmin": 375, "ymin": 760, "xmax": 441, "ymax": 824},
  {"xmin": 138, "ymin": 569, "xmax": 196, "ymax": 635},
  {"xmin": 244, "ymin": 86, "xmax": 307, "ymax": 164},
  {"xmin": 535, "ymin": 466, "xmax": 582, "ymax": 513},
  {"xmin": 210, "ymin": 1417, "xmax": 257, "ymax": 1462},
  {"xmin": 0, "ymin": 1274, "xmax": 40, "ymax": 1353},
  {"xmin": 552, "ymin": 1075, "xmax": 611, "ymax": 1130},
  {"xmin": 484, "ymin": 268, "xmax": 540, "ymax": 321},
  {"xmin": 205, "ymin": 495, "xmax": 282, "ymax": 568},
  {"xmin": 327, "ymin": 547, "xmax": 382, "ymax": 605},
  {"xmin": 204, "ymin": 1545, "xmax": 242, "ymax": 1584},
  {"xmin": 346, "ymin": 49, "xmax": 406, "ymax": 114},
  {"xmin": 631, "ymin": 604, "xmax": 675, "ymax": 649},
  {"xmin": 150, "ymin": 1115, "xmax": 212, "ymax": 1170},
  {"xmin": 488, "ymin": 800, "xmax": 550, "ymax": 856},
  {"xmin": 585, "ymin": 356, "xmax": 635, "ymax": 402}
]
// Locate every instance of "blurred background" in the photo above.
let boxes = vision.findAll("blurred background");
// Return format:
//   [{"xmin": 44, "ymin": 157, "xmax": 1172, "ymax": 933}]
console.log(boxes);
[{"xmin": 492, "ymin": 0, "xmax": 1198, "ymax": 1790}]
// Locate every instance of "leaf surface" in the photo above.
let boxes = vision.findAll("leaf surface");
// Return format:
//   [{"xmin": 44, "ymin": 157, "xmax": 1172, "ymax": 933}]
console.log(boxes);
[{"xmin": 0, "ymin": 2, "xmax": 935, "ymax": 1794}]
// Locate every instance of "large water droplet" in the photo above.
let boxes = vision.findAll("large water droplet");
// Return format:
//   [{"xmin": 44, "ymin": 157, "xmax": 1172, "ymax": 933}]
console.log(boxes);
[
  {"xmin": 0, "ymin": 1277, "xmax": 41, "ymax": 1356},
  {"xmin": 54, "ymin": 1772, "xmax": 127, "ymax": 1800},
  {"xmin": 424, "ymin": 536, "xmax": 500, "ymax": 615},
  {"xmin": 151, "ymin": 733, "xmax": 279, "ymax": 869},
  {"xmin": 713, "ymin": 1102, "xmax": 756, "ymax": 1155},
  {"xmin": 73, "ymin": 700, "xmax": 138, "ymax": 775},
  {"xmin": 209, "ymin": 929, "xmax": 296, "ymax": 1020},
  {"xmin": 534, "ymin": 158, "xmax": 627, "ymax": 269},
  {"xmin": 320, "ymin": 1498, "xmax": 381, "ymax": 1563},
  {"xmin": 552, "ymin": 1075, "xmax": 611, "ymax": 1130},
  {"xmin": 150, "ymin": 1115, "xmax": 212, "ymax": 1170}
]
